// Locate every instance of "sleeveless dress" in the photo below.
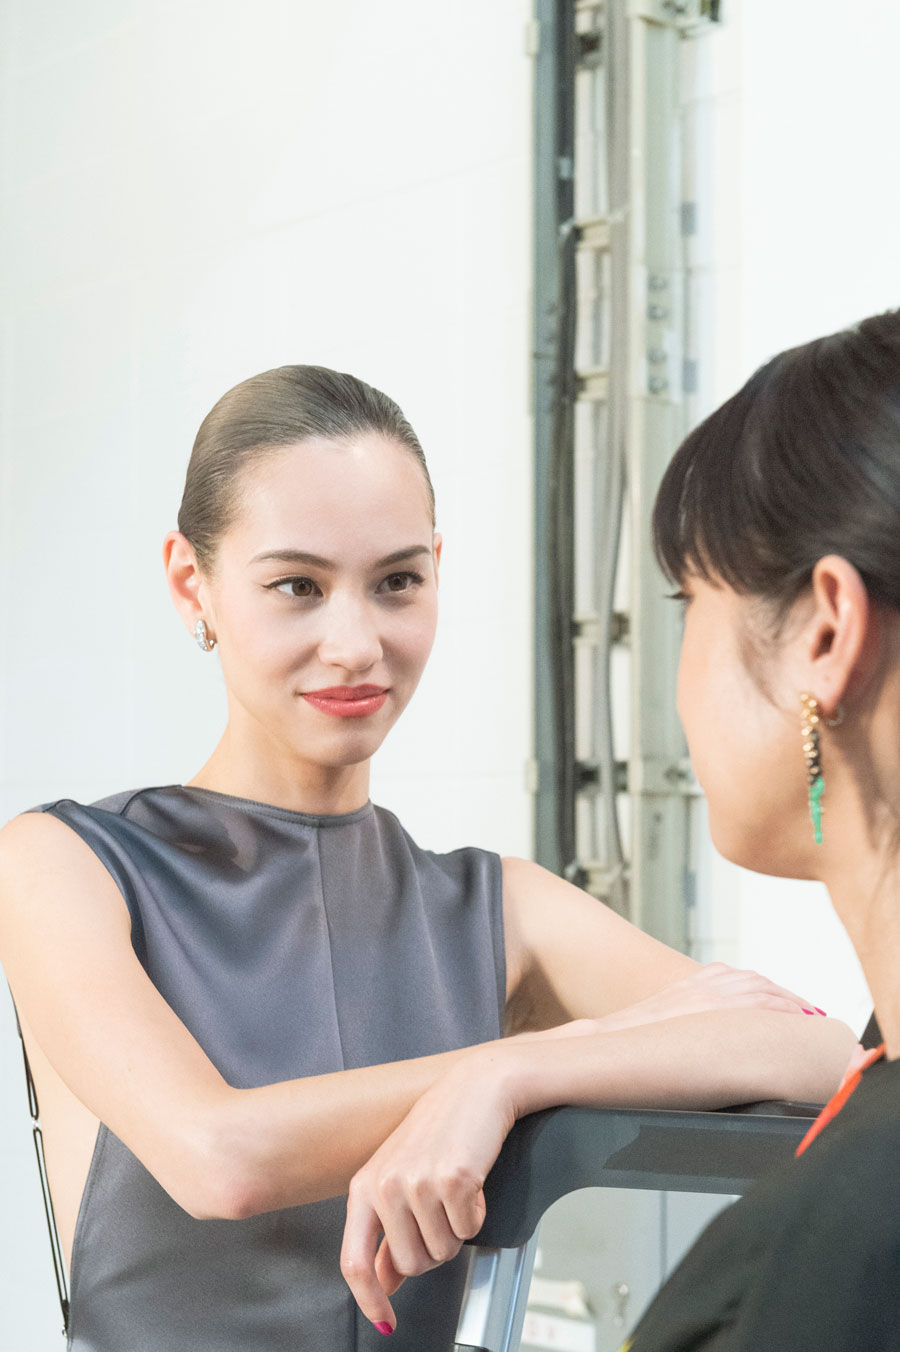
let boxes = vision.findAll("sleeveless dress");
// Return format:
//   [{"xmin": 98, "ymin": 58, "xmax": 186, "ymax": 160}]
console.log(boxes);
[{"xmin": 24, "ymin": 784, "xmax": 506, "ymax": 1352}]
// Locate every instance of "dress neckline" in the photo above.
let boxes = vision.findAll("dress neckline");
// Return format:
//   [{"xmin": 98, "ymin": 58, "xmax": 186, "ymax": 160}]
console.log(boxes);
[{"xmin": 173, "ymin": 783, "xmax": 374, "ymax": 827}]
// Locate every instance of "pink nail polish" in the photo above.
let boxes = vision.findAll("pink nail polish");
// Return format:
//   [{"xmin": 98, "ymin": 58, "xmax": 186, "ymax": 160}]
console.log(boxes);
[
  {"xmin": 802, "ymin": 1008, "xmax": 814, "ymax": 1015},
  {"xmin": 815, "ymin": 1007, "xmax": 827, "ymax": 1016},
  {"xmin": 374, "ymin": 1322, "xmax": 394, "ymax": 1337}
]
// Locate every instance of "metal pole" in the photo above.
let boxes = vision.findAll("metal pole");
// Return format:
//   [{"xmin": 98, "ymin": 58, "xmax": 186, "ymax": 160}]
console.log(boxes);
[
  {"xmin": 532, "ymin": 0, "xmax": 577, "ymax": 877},
  {"xmin": 451, "ymin": 1233, "xmax": 540, "ymax": 1352}
]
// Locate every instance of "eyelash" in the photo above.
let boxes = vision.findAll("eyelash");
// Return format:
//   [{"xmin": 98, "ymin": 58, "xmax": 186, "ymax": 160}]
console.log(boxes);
[
  {"xmin": 266, "ymin": 571, "xmax": 426, "ymax": 600},
  {"xmin": 667, "ymin": 589, "xmax": 691, "ymax": 614}
]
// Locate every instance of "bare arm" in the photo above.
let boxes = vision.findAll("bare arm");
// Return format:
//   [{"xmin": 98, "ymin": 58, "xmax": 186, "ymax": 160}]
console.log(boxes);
[
  {"xmin": 340, "ymin": 1011, "xmax": 858, "ymax": 1332},
  {"xmin": 502, "ymin": 855, "xmax": 850, "ymax": 1102},
  {"xmin": 502, "ymin": 854, "xmax": 700, "ymax": 1023},
  {"xmin": 0, "ymin": 813, "xmax": 485, "ymax": 1220}
]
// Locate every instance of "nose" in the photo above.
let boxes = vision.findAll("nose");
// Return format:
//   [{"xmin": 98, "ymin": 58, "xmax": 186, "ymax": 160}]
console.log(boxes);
[{"xmin": 316, "ymin": 591, "xmax": 384, "ymax": 674}]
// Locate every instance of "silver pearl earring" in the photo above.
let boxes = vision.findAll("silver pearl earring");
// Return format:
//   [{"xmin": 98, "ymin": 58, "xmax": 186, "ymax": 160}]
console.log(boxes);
[{"xmin": 194, "ymin": 618, "xmax": 216, "ymax": 652}]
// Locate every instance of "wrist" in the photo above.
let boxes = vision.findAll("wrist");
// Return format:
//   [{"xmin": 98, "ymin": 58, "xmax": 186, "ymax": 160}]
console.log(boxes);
[{"xmin": 454, "ymin": 1042, "xmax": 524, "ymax": 1126}]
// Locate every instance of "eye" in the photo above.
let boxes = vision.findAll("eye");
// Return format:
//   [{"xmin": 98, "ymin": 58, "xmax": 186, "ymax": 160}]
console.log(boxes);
[
  {"xmin": 378, "ymin": 571, "xmax": 425, "ymax": 595},
  {"xmin": 666, "ymin": 589, "xmax": 692, "ymax": 619},
  {"xmin": 267, "ymin": 576, "xmax": 321, "ymax": 599}
]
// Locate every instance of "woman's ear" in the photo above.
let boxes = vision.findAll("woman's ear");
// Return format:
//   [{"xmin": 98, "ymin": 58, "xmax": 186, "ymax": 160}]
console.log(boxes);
[
  {"xmin": 432, "ymin": 532, "xmax": 442, "ymax": 587},
  {"xmin": 162, "ymin": 531, "xmax": 212, "ymax": 635},
  {"xmin": 804, "ymin": 555, "xmax": 877, "ymax": 715}
]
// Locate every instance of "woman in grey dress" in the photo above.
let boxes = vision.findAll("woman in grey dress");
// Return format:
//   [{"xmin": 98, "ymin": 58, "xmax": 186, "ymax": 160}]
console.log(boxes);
[{"xmin": 0, "ymin": 365, "xmax": 855, "ymax": 1350}]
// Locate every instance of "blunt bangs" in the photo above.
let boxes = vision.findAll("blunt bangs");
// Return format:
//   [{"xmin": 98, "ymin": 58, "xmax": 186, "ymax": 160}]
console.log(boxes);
[{"xmin": 652, "ymin": 313, "xmax": 900, "ymax": 618}]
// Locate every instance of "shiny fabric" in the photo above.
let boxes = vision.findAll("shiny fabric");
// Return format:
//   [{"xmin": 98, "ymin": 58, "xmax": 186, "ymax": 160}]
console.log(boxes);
[{"xmin": 27, "ymin": 785, "xmax": 505, "ymax": 1352}]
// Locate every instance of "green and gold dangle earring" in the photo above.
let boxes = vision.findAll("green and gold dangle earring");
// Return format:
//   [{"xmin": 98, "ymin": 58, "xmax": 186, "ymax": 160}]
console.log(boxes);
[
  {"xmin": 800, "ymin": 692, "xmax": 825, "ymax": 844},
  {"xmin": 800, "ymin": 693, "xmax": 844, "ymax": 844}
]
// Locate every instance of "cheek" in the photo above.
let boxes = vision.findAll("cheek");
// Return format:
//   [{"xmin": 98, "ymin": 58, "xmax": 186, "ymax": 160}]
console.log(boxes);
[
  {"xmin": 677, "ymin": 630, "xmax": 770, "ymax": 841},
  {"xmin": 698, "ymin": 694, "xmax": 808, "ymax": 872},
  {"xmin": 394, "ymin": 596, "xmax": 439, "ymax": 672},
  {"xmin": 676, "ymin": 630, "xmax": 727, "ymax": 777},
  {"xmin": 218, "ymin": 594, "xmax": 313, "ymax": 684}
]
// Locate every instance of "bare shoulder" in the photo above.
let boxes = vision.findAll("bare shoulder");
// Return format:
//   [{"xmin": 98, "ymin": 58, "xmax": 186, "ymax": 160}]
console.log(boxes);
[
  {"xmin": 500, "ymin": 852, "xmax": 622, "ymax": 960},
  {"xmin": 501, "ymin": 854, "xmax": 596, "ymax": 920},
  {"xmin": 1, "ymin": 807, "xmax": 86, "ymax": 859},
  {"xmin": 0, "ymin": 809, "xmax": 129, "ymax": 940},
  {"xmin": 0, "ymin": 807, "xmax": 107, "ymax": 880},
  {"xmin": 499, "ymin": 857, "xmax": 549, "ymax": 947},
  {"xmin": 500, "ymin": 856, "xmax": 592, "ymax": 1006}
]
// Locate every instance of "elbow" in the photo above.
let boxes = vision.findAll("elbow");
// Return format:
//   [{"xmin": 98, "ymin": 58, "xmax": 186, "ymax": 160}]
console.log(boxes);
[
  {"xmin": 182, "ymin": 1170, "xmax": 263, "ymax": 1223},
  {"xmin": 164, "ymin": 1109, "xmax": 271, "ymax": 1222},
  {"xmin": 813, "ymin": 1017, "xmax": 862, "ymax": 1092},
  {"xmin": 766, "ymin": 1016, "xmax": 860, "ymax": 1105}
]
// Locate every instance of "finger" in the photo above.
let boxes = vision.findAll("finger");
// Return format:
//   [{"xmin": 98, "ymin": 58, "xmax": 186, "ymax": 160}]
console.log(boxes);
[
  {"xmin": 372, "ymin": 1182, "xmax": 443, "ymax": 1278},
  {"xmin": 731, "ymin": 992, "xmax": 821, "ymax": 1016},
  {"xmin": 340, "ymin": 1191, "xmax": 397, "ymax": 1334},
  {"xmin": 408, "ymin": 1189, "xmax": 466, "ymax": 1266},
  {"xmin": 713, "ymin": 971, "xmax": 825, "ymax": 1014},
  {"xmin": 751, "ymin": 980, "xmax": 825, "ymax": 1014},
  {"xmin": 375, "ymin": 1238, "xmax": 407, "ymax": 1298},
  {"xmin": 775, "ymin": 987, "xmax": 825, "ymax": 1014},
  {"xmin": 442, "ymin": 1182, "xmax": 487, "ymax": 1244}
]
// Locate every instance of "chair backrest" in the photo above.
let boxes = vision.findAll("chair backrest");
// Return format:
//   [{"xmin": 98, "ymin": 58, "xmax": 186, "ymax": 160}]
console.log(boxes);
[{"xmin": 452, "ymin": 1098, "xmax": 821, "ymax": 1352}]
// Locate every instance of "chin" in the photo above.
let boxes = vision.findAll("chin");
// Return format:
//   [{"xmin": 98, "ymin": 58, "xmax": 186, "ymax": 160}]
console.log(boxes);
[{"xmin": 307, "ymin": 726, "xmax": 393, "ymax": 766}]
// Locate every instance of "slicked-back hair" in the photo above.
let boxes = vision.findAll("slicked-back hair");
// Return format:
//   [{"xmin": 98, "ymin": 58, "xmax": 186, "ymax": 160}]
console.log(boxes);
[{"xmin": 178, "ymin": 365, "xmax": 435, "ymax": 573}]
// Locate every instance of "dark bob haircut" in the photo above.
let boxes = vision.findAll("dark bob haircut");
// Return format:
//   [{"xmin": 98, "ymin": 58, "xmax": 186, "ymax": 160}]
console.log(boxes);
[{"xmin": 652, "ymin": 309, "xmax": 900, "ymax": 620}]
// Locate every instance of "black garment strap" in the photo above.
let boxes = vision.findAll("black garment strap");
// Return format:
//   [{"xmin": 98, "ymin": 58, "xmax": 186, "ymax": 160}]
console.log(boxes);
[{"xmin": 11, "ymin": 993, "xmax": 70, "ymax": 1336}]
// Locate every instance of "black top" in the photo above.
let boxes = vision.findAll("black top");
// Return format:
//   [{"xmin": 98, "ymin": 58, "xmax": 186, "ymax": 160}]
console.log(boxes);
[{"xmin": 624, "ymin": 1052, "xmax": 900, "ymax": 1352}]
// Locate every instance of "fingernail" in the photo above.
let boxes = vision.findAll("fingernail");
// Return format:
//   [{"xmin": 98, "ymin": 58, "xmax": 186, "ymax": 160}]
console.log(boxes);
[
  {"xmin": 815, "ymin": 1007, "xmax": 827, "ymax": 1016},
  {"xmin": 802, "ymin": 1008, "xmax": 814, "ymax": 1015},
  {"xmin": 374, "ymin": 1322, "xmax": 394, "ymax": 1337}
]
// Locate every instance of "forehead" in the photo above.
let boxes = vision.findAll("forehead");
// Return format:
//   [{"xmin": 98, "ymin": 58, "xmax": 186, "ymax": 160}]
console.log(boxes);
[{"xmin": 227, "ymin": 434, "xmax": 433, "ymax": 557}]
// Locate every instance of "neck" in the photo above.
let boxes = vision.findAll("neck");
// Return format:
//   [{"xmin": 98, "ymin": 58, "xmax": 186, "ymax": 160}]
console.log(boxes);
[
  {"xmin": 822, "ymin": 805, "xmax": 900, "ymax": 1059},
  {"xmin": 187, "ymin": 725, "xmax": 371, "ymax": 816}
]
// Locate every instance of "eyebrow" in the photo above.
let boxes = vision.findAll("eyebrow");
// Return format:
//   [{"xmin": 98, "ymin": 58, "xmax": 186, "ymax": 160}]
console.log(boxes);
[{"xmin": 249, "ymin": 545, "xmax": 433, "ymax": 569}]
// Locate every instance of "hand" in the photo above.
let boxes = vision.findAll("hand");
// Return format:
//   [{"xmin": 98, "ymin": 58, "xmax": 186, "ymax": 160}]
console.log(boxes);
[
  {"xmin": 340, "ymin": 1047, "xmax": 516, "ymax": 1335},
  {"xmin": 600, "ymin": 962, "xmax": 825, "ymax": 1034}
]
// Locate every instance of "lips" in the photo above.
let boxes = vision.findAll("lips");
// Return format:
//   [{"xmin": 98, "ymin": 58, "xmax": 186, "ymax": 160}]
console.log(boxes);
[{"xmin": 300, "ymin": 685, "xmax": 389, "ymax": 718}]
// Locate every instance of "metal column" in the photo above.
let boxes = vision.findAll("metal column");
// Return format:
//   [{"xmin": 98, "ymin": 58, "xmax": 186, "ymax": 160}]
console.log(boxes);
[{"xmin": 532, "ymin": 0, "xmax": 719, "ymax": 947}]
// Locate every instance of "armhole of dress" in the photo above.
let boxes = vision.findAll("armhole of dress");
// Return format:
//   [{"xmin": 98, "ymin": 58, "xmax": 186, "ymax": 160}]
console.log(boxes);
[{"xmin": 10, "ymin": 990, "xmax": 70, "ymax": 1338}]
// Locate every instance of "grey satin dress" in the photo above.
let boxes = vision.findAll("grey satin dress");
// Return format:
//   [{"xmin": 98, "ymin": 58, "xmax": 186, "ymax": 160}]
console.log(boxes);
[{"xmin": 25, "ymin": 785, "xmax": 506, "ymax": 1352}]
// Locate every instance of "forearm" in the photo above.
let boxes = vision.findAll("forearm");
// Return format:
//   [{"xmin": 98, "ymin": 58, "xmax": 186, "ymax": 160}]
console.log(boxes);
[
  {"xmin": 501, "ymin": 1010, "xmax": 858, "ymax": 1120},
  {"xmin": 215, "ymin": 1043, "xmax": 486, "ymax": 1216},
  {"xmin": 203, "ymin": 1010, "xmax": 855, "ymax": 1218}
]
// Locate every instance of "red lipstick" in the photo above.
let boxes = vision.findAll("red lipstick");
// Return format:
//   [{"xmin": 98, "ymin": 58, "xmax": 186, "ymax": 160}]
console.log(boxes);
[{"xmin": 301, "ymin": 684, "xmax": 388, "ymax": 718}]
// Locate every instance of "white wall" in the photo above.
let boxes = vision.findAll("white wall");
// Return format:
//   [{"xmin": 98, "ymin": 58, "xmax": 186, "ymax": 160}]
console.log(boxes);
[{"xmin": 0, "ymin": 2, "xmax": 533, "ymax": 1342}]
